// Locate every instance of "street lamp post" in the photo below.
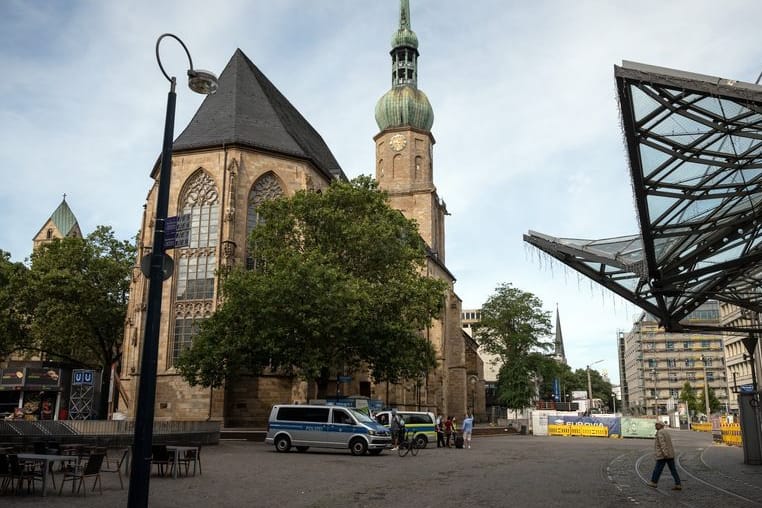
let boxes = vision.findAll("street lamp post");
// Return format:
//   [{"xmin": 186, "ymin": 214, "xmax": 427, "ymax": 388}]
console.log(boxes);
[
  {"xmin": 611, "ymin": 392, "xmax": 616, "ymax": 414},
  {"xmin": 700, "ymin": 354, "xmax": 711, "ymax": 418},
  {"xmin": 586, "ymin": 360, "xmax": 604, "ymax": 415},
  {"xmin": 652, "ymin": 368, "xmax": 659, "ymax": 418},
  {"xmin": 127, "ymin": 34, "xmax": 217, "ymax": 508},
  {"xmin": 469, "ymin": 375, "xmax": 477, "ymax": 418}
]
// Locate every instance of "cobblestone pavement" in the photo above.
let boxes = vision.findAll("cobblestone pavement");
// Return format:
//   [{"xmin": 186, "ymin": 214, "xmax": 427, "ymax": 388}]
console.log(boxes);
[{"xmin": 2, "ymin": 430, "xmax": 760, "ymax": 507}]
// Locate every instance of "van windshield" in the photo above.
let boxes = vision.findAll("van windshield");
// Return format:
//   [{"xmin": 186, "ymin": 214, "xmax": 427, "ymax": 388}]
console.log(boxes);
[{"xmin": 348, "ymin": 408, "xmax": 374, "ymax": 424}]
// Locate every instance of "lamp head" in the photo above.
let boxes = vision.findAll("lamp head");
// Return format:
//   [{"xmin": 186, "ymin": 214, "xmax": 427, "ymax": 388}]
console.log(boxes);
[{"xmin": 188, "ymin": 69, "xmax": 219, "ymax": 95}]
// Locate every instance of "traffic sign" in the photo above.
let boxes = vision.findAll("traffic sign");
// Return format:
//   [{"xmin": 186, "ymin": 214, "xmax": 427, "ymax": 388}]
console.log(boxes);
[{"xmin": 140, "ymin": 253, "xmax": 175, "ymax": 281}]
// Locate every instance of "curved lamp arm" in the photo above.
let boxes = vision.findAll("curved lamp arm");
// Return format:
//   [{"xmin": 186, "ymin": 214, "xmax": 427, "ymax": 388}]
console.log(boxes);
[{"xmin": 156, "ymin": 33, "xmax": 218, "ymax": 95}]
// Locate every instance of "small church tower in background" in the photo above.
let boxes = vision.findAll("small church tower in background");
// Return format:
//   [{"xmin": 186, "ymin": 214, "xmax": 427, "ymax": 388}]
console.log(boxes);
[
  {"xmin": 553, "ymin": 305, "xmax": 567, "ymax": 365},
  {"xmin": 32, "ymin": 195, "xmax": 82, "ymax": 250}
]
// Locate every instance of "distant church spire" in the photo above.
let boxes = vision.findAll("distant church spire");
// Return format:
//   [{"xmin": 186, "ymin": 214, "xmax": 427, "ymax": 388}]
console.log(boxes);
[{"xmin": 554, "ymin": 304, "xmax": 567, "ymax": 364}]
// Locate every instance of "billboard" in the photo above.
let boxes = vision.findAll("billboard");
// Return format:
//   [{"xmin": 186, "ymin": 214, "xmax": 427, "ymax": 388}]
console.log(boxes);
[
  {"xmin": 549, "ymin": 415, "xmax": 621, "ymax": 436},
  {"xmin": 24, "ymin": 368, "xmax": 61, "ymax": 391},
  {"xmin": 621, "ymin": 417, "xmax": 657, "ymax": 438},
  {"xmin": 0, "ymin": 369, "xmax": 25, "ymax": 390}
]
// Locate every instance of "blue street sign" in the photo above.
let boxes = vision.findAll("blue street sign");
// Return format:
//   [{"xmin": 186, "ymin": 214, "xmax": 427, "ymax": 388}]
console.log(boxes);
[
  {"xmin": 164, "ymin": 214, "xmax": 191, "ymax": 249},
  {"xmin": 740, "ymin": 384, "xmax": 754, "ymax": 393}
]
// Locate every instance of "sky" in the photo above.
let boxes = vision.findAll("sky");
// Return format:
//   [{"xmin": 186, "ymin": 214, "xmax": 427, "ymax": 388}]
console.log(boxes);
[{"xmin": 2, "ymin": 0, "xmax": 762, "ymax": 386}]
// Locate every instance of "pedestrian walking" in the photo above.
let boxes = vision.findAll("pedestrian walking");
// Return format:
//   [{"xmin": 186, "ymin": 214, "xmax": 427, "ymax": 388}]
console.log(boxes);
[
  {"xmin": 436, "ymin": 414, "xmax": 445, "ymax": 448},
  {"xmin": 647, "ymin": 421, "xmax": 682, "ymax": 490},
  {"xmin": 444, "ymin": 416, "xmax": 453, "ymax": 447},
  {"xmin": 390, "ymin": 410, "xmax": 400, "ymax": 450},
  {"xmin": 462, "ymin": 413, "xmax": 474, "ymax": 449}
]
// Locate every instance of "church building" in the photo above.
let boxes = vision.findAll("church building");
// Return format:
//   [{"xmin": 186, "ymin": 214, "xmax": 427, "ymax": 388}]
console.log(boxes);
[
  {"xmin": 119, "ymin": 0, "xmax": 479, "ymax": 425},
  {"xmin": 32, "ymin": 196, "xmax": 82, "ymax": 250}
]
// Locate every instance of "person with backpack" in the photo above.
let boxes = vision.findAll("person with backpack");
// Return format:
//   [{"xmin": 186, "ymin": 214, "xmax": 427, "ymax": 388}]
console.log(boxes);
[{"xmin": 390, "ymin": 410, "xmax": 401, "ymax": 450}]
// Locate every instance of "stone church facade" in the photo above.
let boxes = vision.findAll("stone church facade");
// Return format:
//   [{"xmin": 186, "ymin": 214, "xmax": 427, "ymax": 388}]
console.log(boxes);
[{"xmin": 119, "ymin": 0, "xmax": 480, "ymax": 425}]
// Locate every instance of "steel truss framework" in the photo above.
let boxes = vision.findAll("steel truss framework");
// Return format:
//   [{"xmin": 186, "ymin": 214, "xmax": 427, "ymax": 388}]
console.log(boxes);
[{"xmin": 525, "ymin": 61, "xmax": 762, "ymax": 333}]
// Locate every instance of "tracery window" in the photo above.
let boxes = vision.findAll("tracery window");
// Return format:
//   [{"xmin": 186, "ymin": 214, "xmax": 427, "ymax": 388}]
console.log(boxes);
[
  {"xmin": 171, "ymin": 170, "xmax": 219, "ymax": 365},
  {"xmin": 173, "ymin": 317, "xmax": 201, "ymax": 365},
  {"xmin": 246, "ymin": 173, "xmax": 284, "ymax": 269}
]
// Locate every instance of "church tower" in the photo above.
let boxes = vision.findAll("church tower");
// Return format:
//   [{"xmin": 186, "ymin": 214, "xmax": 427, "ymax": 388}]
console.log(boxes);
[
  {"xmin": 553, "ymin": 305, "xmax": 567, "ymax": 365},
  {"xmin": 32, "ymin": 195, "xmax": 82, "ymax": 250},
  {"xmin": 374, "ymin": 0, "xmax": 471, "ymax": 419},
  {"xmin": 374, "ymin": 0, "xmax": 447, "ymax": 260}
]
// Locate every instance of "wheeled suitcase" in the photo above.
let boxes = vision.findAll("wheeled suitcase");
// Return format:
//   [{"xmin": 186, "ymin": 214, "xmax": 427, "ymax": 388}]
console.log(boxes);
[{"xmin": 454, "ymin": 433, "xmax": 464, "ymax": 449}]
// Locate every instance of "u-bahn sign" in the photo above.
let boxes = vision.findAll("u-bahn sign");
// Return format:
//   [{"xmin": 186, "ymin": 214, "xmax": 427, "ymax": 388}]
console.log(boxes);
[{"xmin": 72, "ymin": 370, "xmax": 94, "ymax": 386}]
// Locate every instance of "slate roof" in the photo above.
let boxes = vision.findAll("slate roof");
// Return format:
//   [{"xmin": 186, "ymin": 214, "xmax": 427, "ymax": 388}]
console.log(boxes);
[{"xmin": 172, "ymin": 49, "xmax": 346, "ymax": 182}]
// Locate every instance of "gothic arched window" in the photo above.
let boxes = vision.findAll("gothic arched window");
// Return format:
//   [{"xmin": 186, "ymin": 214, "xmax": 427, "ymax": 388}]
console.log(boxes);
[
  {"xmin": 246, "ymin": 173, "xmax": 284, "ymax": 269},
  {"xmin": 171, "ymin": 170, "xmax": 219, "ymax": 365}
]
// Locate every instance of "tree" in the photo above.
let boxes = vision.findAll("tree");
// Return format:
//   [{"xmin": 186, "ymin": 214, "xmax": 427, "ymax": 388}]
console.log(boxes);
[
  {"xmin": 177, "ymin": 176, "xmax": 448, "ymax": 393},
  {"xmin": 702, "ymin": 387, "xmax": 722, "ymax": 414},
  {"xmin": 25, "ymin": 226, "xmax": 136, "ymax": 416},
  {"xmin": 679, "ymin": 381, "xmax": 700, "ymax": 417},
  {"xmin": 0, "ymin": 250, "xmax": 30, "ymax": 357},
  {"xmin": 474, "ymin": 283, "xmax": 552, "ymax": 414}
]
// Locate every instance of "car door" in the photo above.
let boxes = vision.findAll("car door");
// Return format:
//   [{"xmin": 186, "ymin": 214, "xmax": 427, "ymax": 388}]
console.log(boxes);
[{"xmin": 328, "ymin": 408, "xmax": 356, "ymax": 447}]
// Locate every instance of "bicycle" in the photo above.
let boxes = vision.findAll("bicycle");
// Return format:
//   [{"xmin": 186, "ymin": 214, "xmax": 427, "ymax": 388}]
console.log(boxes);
[{"xmin": 398, "ymin": 429, "xmax": 419, "ymax": 457}]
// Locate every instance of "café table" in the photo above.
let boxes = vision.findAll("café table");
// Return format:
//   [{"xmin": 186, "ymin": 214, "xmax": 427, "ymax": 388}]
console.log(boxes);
[
  {"xmin": 165, "ymin": 445, "xmax": 199, "ymax": 479},
  {"xmin": 16, "ymin": 453, "xmax": 78, "ymax": 496}
]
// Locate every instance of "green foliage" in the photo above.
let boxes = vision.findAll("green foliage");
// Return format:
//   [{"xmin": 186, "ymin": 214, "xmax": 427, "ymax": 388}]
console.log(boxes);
[
  {"xmin": 177, "ymin": 176, "xmax": 447, "ymax": 388},
  {"xmin": 536, "ymin": 363, "xmax": 612, "ymax": 410},
  {"xmin": 25, "ymin": 226, "xmax": 136, "ymax": 369},
  {"xmin": 705, "ymin": 387, "xmax": 722, "ymax": 414},
  {"xmin": 474, "ymin": 283, "xmax": 552, "ymax": 411},
  {"xmin": 0, "ymin": 250, "xmax": 30, "ymax": 357},
  {"xmin": 679, "ymin": 381, "xmax": 700, "ymax": 415}
]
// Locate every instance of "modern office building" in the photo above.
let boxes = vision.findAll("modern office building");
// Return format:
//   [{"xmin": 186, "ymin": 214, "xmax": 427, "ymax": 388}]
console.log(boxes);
[
  {"xmin": 619, "ymin": 301, "xmax": 729, "ymax": 417},
  {"xmin": 718, "ymin": 303, "xmax": 762, "ymax": 412}
]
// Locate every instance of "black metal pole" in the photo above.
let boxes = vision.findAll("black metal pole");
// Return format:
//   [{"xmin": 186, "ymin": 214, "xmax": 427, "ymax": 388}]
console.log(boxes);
[{"xmin": 127, "ymin": 78, "xmax": 176, "ymax": 508}]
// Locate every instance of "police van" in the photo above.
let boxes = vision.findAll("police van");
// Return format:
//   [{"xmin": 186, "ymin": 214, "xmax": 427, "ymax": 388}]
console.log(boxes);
[
  {"xmin": 374, "ymin": 410, "xmax": 437, "ymax": 448},
  {"xmin": 265, "ymin": 404, "xmax": 392, "ymax": 456}
]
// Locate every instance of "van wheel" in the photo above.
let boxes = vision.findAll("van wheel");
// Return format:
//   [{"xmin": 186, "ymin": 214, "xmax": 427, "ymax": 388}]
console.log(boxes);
[
  {"xmin": 274, "ymin": 435, "xmax": 291, "ymax": 452},
  {"xmin": 349, "ymin": 438, "xmax": 368, "ymax": 456},
  {"xmin": 296, "ymin": 446, "xmax": 309, "ymax": 452},
  {"xmin": 415, "ymin": 435, "xmax": 428, "ymax": 449},
  {"xmin": 368, "ymin": 449, "xmax": 383, "ymax": 456}
]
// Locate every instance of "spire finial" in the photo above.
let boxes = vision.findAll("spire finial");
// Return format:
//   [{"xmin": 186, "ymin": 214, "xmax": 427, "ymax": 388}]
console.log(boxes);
[
  {"xmin": 63, "ymin": 193, "xmax": 67, "ymax": 201},
  {"xmin": 400, "ymin": 0, "xmax": 411, "ymax": 30}
]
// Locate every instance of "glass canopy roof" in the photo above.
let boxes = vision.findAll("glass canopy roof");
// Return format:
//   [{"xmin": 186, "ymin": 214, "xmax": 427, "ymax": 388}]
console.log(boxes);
[{"xmin": 524, "ymin": 61, "xmax": 762, "ymax": 332}]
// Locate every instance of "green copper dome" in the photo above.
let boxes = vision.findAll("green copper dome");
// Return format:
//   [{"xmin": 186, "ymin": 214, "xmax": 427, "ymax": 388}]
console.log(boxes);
[
  {"xmin": 375, "ymin": 87, "xmax": 433, "ymax": 131},
  {"xmin": 375, "ymin": 0, "xmax": 433, "ymax": 132},
  {"xmin": 392, "ymin": 27, "xmax": 418, "ymax": 49}
]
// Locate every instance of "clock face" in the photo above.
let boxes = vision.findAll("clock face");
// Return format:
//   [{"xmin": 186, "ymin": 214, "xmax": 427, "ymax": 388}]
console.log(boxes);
[{"xmin": 389, "ymin": 134, "xmax": 407, "ymax": 152}]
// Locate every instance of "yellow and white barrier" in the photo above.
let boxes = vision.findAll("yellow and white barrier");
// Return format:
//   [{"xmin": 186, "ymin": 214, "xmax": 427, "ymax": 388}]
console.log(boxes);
[
  {"xmin": 547, "ymin": 424, "xmax": 609, "ymax": 438},
  {"xmin": 720, "ymin": 423, "xmax": 742, "ymax": 446}
]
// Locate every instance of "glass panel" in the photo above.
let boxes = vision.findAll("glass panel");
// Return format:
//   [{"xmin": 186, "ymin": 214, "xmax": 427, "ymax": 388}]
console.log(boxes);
[{"xmin": 631, "ymin": 85, "xmax": 662, "ymax": 122}]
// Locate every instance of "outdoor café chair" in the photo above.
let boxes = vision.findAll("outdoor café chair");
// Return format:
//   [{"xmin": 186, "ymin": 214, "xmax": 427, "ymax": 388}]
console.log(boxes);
[
  {"xmin": 58, "ymin": 451, "xmax": 104, "ymax": 497},
  {"xmin": 177, "ymin": 443, "xmax": 202, "ymax": 477},
  {"xmin": 151, "ymin": 444, "xmax": 174, "ymax": 478},
  {"xmin": 101, "ymin": 448, "xmax": 129, "ymax": 489},
  {"xmin": 0, "ymin": 454, "xmax": 11, "ymax": 494},
  {"xmin": 5, "ymin": 454, "xmax": 41, "ymax": 495}
]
